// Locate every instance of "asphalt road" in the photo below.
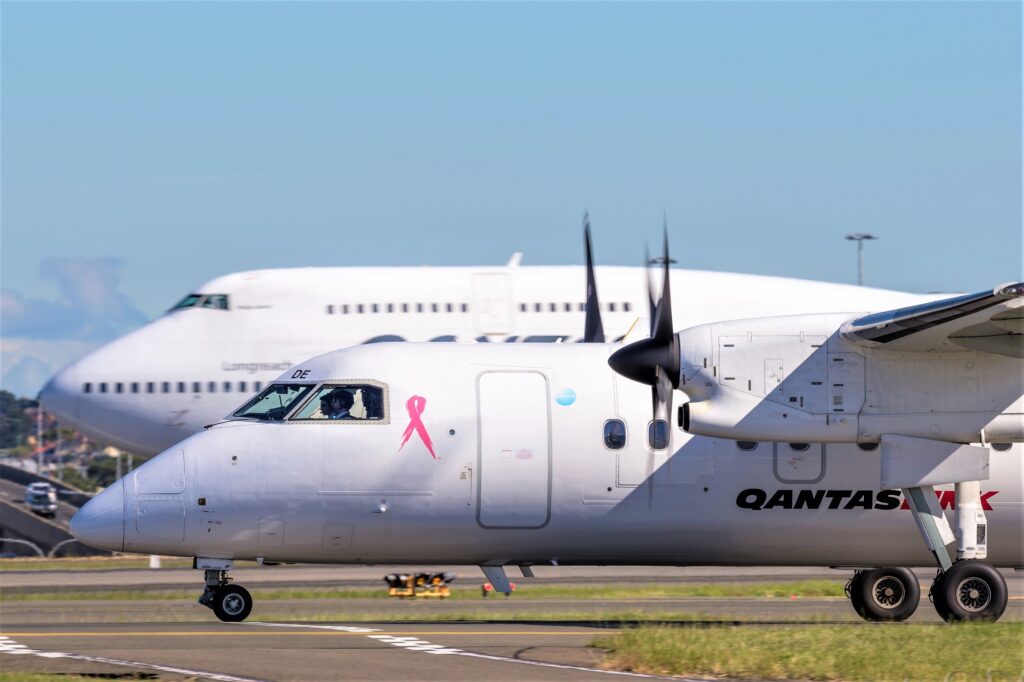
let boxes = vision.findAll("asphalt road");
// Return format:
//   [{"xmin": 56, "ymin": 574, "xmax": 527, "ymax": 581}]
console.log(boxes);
[
  {"xmin": 0, "ymin": 476, "xmax": 77, "ymax": 529},
  {"xmin": 2, "ymin": 566, "xmax": 1021, "ymax": 681}
]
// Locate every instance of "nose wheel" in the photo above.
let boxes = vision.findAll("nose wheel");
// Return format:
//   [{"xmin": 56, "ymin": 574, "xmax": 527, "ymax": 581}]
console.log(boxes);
[
  {"xmin": 198, "ymin": 569, "xmax": 253, "ymax": 622},
  {"xmin": 930, "ymin": 561, "xmax": 1007, "ymax": 622},
  {"xmin": 846, "ymin": 567, "xmax": 920, "ymax": 621}
]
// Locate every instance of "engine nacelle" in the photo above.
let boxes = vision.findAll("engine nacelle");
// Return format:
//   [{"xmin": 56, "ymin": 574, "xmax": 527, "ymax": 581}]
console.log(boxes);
[{"xmin": 675, "ymin": 314, "xmax": 1024, "ymax": 445}]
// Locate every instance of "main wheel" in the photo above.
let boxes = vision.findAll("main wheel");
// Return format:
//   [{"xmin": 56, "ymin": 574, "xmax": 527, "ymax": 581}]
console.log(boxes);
[
  {"xmin": 933, "ymin": 561, "xmax": 1007, "ymax": 622},
  {"xmin": 849, "ymin": 567, "xmax": 920, "ymax": 621},
  {"xmin": 211, "ymin": 584, "xmax": 253, "ymax": 622}
]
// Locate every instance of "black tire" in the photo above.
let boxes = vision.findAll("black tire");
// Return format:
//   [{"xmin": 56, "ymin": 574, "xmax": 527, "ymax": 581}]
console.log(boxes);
[
  {"xmin": 849, "ymin": 567, "xmax": 920, "ymax": 622},
  {"xmin": 934, "ymin": 561, "xmax": 1007, "ymax": 622},
  {"xmin": 929, "ymin": 572, "xmax": 952, "ymax": 622},
  {"xmin": 211, "ymin": 585, "xmax": 252, "ymax": 622}
]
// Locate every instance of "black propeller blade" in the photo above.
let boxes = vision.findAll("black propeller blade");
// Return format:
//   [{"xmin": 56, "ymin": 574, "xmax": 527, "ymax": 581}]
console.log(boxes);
[
  {"xmin": 582, "ymin": 213, "xmax": 605, "ymax": 343},
  {"xmin": 608, "ymin": 223, "xmax": 680, "ymax": 441}
]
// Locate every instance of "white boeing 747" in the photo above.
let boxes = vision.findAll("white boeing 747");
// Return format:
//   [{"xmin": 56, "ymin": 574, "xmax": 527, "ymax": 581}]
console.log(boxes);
[{"xmin": 42, "ymin": 233, "xmax": 943, "ymax": 456}]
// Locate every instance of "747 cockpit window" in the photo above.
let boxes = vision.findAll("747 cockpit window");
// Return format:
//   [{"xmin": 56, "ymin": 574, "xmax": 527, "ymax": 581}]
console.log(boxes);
[
  {"xmin": 232, "ymin": 383, "xmax": 313, "ymax": 421},
  {"xmin": 171, "ymin": 293, "xmax": 230, "ymax": 311},
  {"xmin": 290, "ymin": 384, "xmax": 386, "ymax": 421}
]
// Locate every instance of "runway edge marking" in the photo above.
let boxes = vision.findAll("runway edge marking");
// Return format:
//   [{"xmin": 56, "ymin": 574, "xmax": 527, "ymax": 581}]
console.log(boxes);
[
  {"xmin": 247, "ymin": 621, "xmax": 692, "ymax": 680},
  {"xmin": 0, "ymin": 634, "xmax": 267, "ymax": 682}
]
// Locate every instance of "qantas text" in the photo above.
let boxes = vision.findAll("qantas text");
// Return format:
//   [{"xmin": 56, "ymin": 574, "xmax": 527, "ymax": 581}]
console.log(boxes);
[{"xmin": 736, "ymin": 488, "xmax": 998, "ymax": 511}]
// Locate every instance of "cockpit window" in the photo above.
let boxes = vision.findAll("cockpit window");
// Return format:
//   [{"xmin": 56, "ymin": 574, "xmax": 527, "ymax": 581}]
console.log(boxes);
[
  {"xmin": 232, "ymin": 383, "xmax": 313, "ymax": 421},
  {"xmin": 172, "ymin": 294, "xmax": 203, "ymax": 310},
  {"xmin": 170, "ymin": 293, "xmax": 230, "ymax": 311},
  {"xmin": 202, "ymin": 294, "xmax": 229, "ymax": 310},
  {"xmin": 290, "ymin": 384, "xmax": 386, "ymax": 421}
]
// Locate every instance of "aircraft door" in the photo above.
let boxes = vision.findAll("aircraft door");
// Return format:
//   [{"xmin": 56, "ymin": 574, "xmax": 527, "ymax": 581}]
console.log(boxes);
[
  {"xmin": 773, "ymin": 442, "xmax": 825, "ymax": 484},
  {"xmin": 477, "ymin": 371, "xmax": 551, "ymax": 528},
  {"xmin": 472, "ymin": 273, "xmax": 512, "ymax": 335}
]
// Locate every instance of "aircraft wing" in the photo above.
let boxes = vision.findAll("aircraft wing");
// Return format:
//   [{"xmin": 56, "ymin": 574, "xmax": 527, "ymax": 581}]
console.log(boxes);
[{"xmin": 839, "ymin": 282, "xmax": 1024, "ymax": 357}]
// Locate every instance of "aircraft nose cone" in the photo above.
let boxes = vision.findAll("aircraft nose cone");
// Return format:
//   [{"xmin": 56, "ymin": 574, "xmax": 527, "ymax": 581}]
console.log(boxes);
[
  {"xmin": 70, "ymin": 479, "xmax": 125, "ymax": 552},
  {"xmin": 38, "ymin": 363, "xmax": 79, "ymax": 423}
]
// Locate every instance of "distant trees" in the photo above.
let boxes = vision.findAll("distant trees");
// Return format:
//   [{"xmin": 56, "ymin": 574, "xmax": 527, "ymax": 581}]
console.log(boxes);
[{"xmin": 0, "ymin": 390, "xmax": 38, "ymax": 448}]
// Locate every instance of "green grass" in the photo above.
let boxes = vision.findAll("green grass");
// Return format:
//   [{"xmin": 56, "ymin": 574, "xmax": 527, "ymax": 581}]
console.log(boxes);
[
  {"xmin": 0, "ymin": 580, "xmax": 846, "ymax": 602},
  {"xmin": 594, "ymin": 623, "xmax": 1024, "ymax": 681},
  {"xmin": 247, "ymin": 609, "xmax": 725, "ymax": 624},
  {"xmin": 0, "ymin": 671, "xmax": 104, "ymax": 675},
  {"xmin": 0, "ymin": 557, "xmax": 194, "ymax": 571}
]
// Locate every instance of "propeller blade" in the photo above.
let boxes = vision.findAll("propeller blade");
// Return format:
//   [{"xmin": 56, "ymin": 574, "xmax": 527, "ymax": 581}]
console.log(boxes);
[
  {"xmin": 608, "ymin": 222, "xmax": 680, "ymax": 392},
  {"xmin": 645, "ymin": 245, "xmax": 656, "ymax": 337},
  {"xmin": 651, "ymin": 223, "xmax": 673, "ymax": 345},
  {"xmin": 582, "ymin": 213, "xmax": 605, "ymax": 343}
]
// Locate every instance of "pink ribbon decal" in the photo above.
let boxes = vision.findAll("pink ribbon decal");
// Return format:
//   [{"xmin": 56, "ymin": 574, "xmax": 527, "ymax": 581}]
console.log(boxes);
[{"xmin": 399, "ymin": 395, "xmax": 437, "ymax": 459}]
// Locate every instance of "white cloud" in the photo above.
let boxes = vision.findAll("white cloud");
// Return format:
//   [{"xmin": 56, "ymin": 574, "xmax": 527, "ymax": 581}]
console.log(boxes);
[{"xmin": 1, "ymin": 258, "xmax": 149, "ymax": 397}]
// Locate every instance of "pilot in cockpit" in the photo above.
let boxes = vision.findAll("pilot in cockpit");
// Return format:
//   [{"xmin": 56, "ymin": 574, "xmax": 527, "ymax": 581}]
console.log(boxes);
[{"xmin": 321, "ymin": 389, "xmax": 354, "ymax": 420}]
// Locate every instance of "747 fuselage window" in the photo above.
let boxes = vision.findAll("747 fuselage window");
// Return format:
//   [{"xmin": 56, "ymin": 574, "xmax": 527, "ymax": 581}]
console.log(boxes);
[
  {"xmin": 290, "ymin": 384, "xmax": 386, "ymax": 421},
  {"xmin": 232, "ymin": 383, "xmax": 314, "ymax": 421}
]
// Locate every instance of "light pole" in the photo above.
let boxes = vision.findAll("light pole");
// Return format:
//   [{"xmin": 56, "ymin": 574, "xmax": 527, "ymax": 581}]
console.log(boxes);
[{"xmin": 845, "ymin": 232, "xmax": 878, "ymax": 286}]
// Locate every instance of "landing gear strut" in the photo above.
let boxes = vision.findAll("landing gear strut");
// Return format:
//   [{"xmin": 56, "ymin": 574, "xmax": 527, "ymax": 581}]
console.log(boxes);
[
  {"xmin": 902, "ymin": 477, "xmax": 1008, "ymax": 622},
  {"xmin": 847, "ymin": 567, "xmax": 920, "ymax": 621},
  {"xmin": 199, "ymin": 569, "xmax": 253, "ymax": 622}
]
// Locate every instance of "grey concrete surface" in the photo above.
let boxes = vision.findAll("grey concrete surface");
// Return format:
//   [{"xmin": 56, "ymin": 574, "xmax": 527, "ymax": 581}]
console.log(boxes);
[{"xmin": 2, "ymin": 566, "xmax": 1021, "ymax": 681}]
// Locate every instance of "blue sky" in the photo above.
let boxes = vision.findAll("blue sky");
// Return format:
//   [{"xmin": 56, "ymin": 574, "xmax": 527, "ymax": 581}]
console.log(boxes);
[{"xmin": 1, "ymin": 2, "xmax": 1021, "ymax": 397}]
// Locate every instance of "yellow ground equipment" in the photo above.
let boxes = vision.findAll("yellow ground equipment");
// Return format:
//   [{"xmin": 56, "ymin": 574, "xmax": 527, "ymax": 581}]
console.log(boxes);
[{"xmin": 384, "ymin": 572, "xmax": 456, "ymax": 599}]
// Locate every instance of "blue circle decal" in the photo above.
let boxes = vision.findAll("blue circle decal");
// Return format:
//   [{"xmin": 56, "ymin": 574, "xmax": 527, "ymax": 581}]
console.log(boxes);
[{"xmin": 555, "ymin": 388, "xmax": 576, "ymax": 406}]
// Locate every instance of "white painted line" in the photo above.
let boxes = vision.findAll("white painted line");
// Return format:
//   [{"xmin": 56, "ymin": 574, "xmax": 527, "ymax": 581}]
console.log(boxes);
[
  {"xmin": 248, "ymin": 621, "xmax": 684, "ymax": 679},
  {"xmin": 0, "ymin": 635, "xmax": 266, "ymax": 682}
]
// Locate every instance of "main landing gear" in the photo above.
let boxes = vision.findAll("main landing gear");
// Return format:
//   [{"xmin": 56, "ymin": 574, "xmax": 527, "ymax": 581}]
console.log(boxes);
[
  {"xmin": 198, "ymin": 568, "xmax": 253, "ymax": 622},
  {"xmin": 847, "ymin": 567, "xmax": 920, "ymax": 621},
  {"xmin": 901, "ymin": 478, "xmax": 1008, "ymax": 622},
  {"xmin": 928, "ymin": 560, "xmax": 1007, "ymax": 623}
]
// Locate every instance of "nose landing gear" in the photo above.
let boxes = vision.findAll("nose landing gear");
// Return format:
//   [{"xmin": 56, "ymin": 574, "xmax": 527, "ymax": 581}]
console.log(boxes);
[
  {"xmin": 199, "ymin": 568, "xmax": 253, "ymax": 622},
  {"xmin": 846, "ymin": 567, "xmax": 920, "ymax": 621}
]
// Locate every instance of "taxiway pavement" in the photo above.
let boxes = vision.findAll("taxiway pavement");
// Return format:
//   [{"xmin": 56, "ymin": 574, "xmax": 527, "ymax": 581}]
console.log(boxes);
[{"xmin": 2, "ymin": 566, "xmax": 1021, "ymax": 681}]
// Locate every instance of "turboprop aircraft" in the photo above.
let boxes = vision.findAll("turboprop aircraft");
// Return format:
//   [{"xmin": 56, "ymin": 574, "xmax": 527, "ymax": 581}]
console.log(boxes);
[
  {"xmin": 40, "ymin": 224, "xmax": 941, "ymax": 456},
  {"xmin": 69, "ymin": 231, "xmax": 1023, "ymax": 625}
]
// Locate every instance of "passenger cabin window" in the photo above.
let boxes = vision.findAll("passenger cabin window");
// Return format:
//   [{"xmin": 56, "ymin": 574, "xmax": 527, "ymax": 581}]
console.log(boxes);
[
  {"xmin": 232, "ymin": 383, "xmax": 314, "ymax": 421},
  {"xmin": 83, "ymin": 383, "xmax": 92, "ymax": 394},
  {"xmin": 604, "ymin": 419, "xmax": 626, "ymax": 450},
  {"xmin": 648, "ymin": 419, "xmax": 669, "ymax": 450},
  {"xmin": 736, "ymin": 441, "xmax": 759, "ymax": 451},
  {"xmin": 290, "ymin": 384, "xmax": 386, "ymax": 421}
]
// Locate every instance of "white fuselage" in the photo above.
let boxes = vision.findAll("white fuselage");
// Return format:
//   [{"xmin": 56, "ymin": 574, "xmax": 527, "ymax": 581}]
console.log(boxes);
[
  {"xmin": 40, "ymin": 264, "xmax": 941, "ymax": 455},
  {"xmin": 72, "ymin": 344, "xmax": 1024, "ymax": 568}
]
